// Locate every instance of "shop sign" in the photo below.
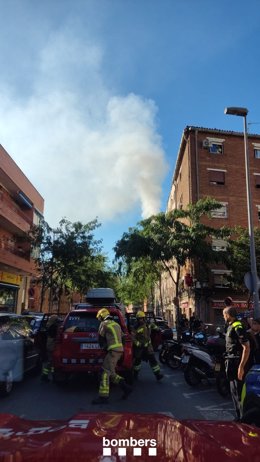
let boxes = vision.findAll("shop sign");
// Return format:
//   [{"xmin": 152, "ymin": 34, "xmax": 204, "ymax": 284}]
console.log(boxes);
[
  {"xmin": 0, "ymin": 271, "xmax": 22, "ymax": 285},
  {"xmin": 212, "ymin": 300, "xmax": 253, "ymax": 309}
]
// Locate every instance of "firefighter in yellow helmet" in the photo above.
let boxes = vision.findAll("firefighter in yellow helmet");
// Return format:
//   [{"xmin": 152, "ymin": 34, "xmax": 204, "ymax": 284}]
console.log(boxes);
[
  {"xmin": 92, "ymin": 308, "xmax": 132, "ymax": 404},
  {"xmin": 132, "ymin": 310, "xmax": 163, "ymax": 381}
]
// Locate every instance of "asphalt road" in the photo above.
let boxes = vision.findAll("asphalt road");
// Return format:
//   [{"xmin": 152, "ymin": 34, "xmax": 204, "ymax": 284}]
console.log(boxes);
[{"xmin": 0, "ymin": 355, "xmax": 235, "ymax": 422}]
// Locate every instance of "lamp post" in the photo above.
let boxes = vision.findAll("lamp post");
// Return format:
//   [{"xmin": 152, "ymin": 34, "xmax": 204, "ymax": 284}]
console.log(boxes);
[{"xmin": 224, "ymin": 107, "xmax": 260, "ymax": 319}]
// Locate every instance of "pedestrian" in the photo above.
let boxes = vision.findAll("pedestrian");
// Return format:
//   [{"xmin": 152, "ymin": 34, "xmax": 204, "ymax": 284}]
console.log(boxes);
[
  {"xmin": 41, "ymin": 314, "xmax": 59, "ymax": 382},
  {"xmin": 132, "ymin": 310, "xmax": 163, "ymax": 381},
  {"xmin": 223, "ymin": 298, "xmax": 251, "ymax": 421},
  {"xmin": 92, "ymin": 308, "xmax": 132, "ymax": 404}
]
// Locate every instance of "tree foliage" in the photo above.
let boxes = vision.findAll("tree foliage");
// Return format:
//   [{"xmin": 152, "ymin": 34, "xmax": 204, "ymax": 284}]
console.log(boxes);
[
  {"xmin": 29, "ymin": 218, "xmax": 115, "ymax": 305},
  {"xmin": 114, "ymin": 258, "xmax": 163, "ymax": 306},
  {"xmin": 114, "ymin": 197, "xmax": 229, "ymax": 304},
  {"xmin": 224, "ymin": 226, "xmax": 260, "ymax": 289}
]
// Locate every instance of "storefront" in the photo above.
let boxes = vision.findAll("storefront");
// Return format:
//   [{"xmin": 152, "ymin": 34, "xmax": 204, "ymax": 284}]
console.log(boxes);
[
  {"xmin": 212, "ymin": 299, "xmax": 253, "ymax": 326},
  {"xmin": 0, "ymin": 271, "xmax": 22, "ymax": 312}
]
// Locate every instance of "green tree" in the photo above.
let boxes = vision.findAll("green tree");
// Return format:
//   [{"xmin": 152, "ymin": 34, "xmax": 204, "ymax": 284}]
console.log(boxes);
[
  {"xmin": 114, "ymin": 197, "xmax": 229, "ymax": 331},
  {"xmin": 30, "ymin": 218, "xmax": 112, "ymax": 310},
  {"xmin": 115, "ymin": 258, "xmax": 163, "ymax": 308},
  {"xmin": 224, "ymin": 225, "xmax": 260, "ymax": 292}
]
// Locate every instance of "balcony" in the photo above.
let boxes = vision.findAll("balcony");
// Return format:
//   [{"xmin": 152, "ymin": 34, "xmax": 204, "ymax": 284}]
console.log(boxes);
[
  {"xmin": 0, "ymin": 245, "xmax": 36, "ymax": 275},
  {"xmin": 0, "ymin": 189, "xmax": 32, "ymax": 234}
]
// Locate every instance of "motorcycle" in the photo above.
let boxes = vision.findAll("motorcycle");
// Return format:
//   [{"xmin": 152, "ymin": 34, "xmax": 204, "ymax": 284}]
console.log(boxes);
[
  {"xmin": 182, "ymin": 335, "xmax": 230, "ymax": 397},
  {"xmin": 161, "ymin": 331, "xmax": 207, "ymax": 371},
  {"xmin": 159, "ymin": 339, "xmax": 181, "ymax": 368}
]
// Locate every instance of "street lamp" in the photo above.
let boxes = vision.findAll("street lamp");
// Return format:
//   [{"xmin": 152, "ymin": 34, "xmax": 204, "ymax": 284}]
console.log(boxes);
[{"xmin": 224, "ymin": 107, "xmax": 260, "ymax": 319}]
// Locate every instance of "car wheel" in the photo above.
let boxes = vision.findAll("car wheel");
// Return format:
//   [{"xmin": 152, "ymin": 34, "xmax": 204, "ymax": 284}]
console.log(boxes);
[
  {"xmin": 184, "ymin": 365, "xmax": 201, "ymax": 386},
  {"xmin": 0, "ymin": 370, "xmax": 13, "ymax": 396}
]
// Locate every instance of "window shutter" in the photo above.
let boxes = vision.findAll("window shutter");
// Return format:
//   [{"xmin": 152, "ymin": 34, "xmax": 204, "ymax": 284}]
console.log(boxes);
[
  {"xmin": 209, "ymin": 170, "xmax": 225, "ymax": 184},
  {"xmin": 255, "ymin": 175, "xmax": 260, "ymax": 188}
]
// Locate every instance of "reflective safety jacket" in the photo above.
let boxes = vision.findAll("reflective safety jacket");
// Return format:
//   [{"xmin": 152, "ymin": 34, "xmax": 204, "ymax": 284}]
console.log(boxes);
[
  {"xmin": 132, "ymin": 322, "xmax": 159, "ymax": 350},
  {"xmin": 98, "ymin": 318, "xmax": 124, "ymax": 353}
]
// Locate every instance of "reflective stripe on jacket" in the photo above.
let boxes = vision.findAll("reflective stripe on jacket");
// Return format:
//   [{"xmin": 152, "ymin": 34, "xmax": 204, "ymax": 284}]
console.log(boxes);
[
  {"xmin": 99, "ymin": 319, "xmax": 124, "ymax": 352},
  {"xmin": 132, "ymin": 324, "xmax": 152, "ymax": 348}
]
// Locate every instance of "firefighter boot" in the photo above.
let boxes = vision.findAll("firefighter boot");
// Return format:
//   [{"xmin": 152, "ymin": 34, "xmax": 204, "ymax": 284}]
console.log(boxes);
[
  {"xmin": 156, "ymin": 373, "xmax": 164, "ymax": 381},
  {"xmin": 120, "ymin": 381, "xmax": 133, "ymax": 399}
]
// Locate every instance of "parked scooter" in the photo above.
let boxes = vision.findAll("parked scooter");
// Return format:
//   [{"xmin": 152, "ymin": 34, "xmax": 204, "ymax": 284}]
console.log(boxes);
[
  {"xmin": 159, "ymin": 339, "xmax": 180, "ymax": 367},
  {"xmin": 162, "ymin": 331, "xmax": 207, "ymax": 370},
  {"xmin": 182, "ymin": 334, "xmax": 229, "ymax": 397}
]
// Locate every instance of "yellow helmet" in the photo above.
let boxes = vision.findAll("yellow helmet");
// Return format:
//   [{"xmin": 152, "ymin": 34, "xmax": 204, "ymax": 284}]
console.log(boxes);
[
  {"xmin": 136, "ymin": 310, "xmax": 146, "ymax": 318},
  {"xmin": 96, "ymin": 308, "xmax": 110, "ymax": 321}
]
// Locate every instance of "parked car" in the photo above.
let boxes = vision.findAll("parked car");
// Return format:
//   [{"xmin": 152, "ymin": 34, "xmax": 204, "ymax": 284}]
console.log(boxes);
[
  {"xmin": 52, "ymin": 305, "xmax": 133, "ymax": 383},
  {"xmin": 0, "ymin": 313, "xmax": 42, "ymax": 396}
]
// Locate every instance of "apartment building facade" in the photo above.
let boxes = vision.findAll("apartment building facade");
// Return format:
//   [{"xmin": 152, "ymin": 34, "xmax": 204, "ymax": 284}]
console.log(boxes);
[
  {"xmin": 0, "ymin": 144, "xmax": 44, "ymax": 313},
  {"xmin": 158, "ymin": 126, "xmax": 260, "ymax": 326}
]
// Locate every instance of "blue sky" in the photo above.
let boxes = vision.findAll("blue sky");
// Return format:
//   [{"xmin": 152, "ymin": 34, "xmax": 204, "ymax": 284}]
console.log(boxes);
[{"xmin": 1, "ymin": 0, "xmax": 260, "ymax": 260}]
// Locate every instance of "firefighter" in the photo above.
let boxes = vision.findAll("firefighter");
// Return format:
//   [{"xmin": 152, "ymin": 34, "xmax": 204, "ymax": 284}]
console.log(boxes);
[
  {"xmin": 41, "ymin": 314, "xmax": 59, "ymax": 382},
  {"xmin": 132, "ymin": 310, "xmax": 163, "ymax": 381},
  {"xmin": 92, "ymin": 308, "xmax": 132, "ymax": 404}
]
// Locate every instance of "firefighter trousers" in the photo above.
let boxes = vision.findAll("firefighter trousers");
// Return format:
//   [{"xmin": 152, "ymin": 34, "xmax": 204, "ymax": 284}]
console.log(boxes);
[{"xmin": 99, "ymin": 350, "xmax": 124, "ymax": 398}]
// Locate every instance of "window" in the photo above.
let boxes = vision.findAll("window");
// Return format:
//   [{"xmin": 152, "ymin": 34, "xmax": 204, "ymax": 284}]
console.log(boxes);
[
  {"xmin": 212, "ymin": 238, "xmax": 228, "ymax": 251},
  {"xmin": 203, "ymin": 137, "xmax": 225, "ymax": 154},
  {"xmin": 209, "ymin": 143, "xmax": 223, "ymax": 154},
  {"xmin": 254, "ymin": 149, "xmax": 260, "ymax": 159},
  {"xmin": 255, "ymin": 175, "xmax": 260, "ymax": 188},
  {"xmin": 211, "ymin": 270, "xmax": 232, "ymax": 288},
  {"xmin": 211, "ymin": 202, "xmax": 228, "ymax": 218},
  {"xmin": 257, "ymin": 205, "xmax": 260, "ymax": 221},
  {"xmin": 208, "ymin": 169, "xmax": 225, "ymax": 185},
  {"xmin": 178, "ymin": 194, "xmax": 183, "ymax": 210}
]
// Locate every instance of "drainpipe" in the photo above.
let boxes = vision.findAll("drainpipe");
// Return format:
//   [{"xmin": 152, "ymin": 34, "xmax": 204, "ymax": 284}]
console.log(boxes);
[{"xmin": 195, "ymin": 129, "xmax": 200, "ymax": 201}]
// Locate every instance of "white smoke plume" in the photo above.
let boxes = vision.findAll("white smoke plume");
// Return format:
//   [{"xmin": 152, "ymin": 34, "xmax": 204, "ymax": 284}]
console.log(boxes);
[{"xmin": 0, "ymin": 31, "xmax": 168, "ymax": 227}]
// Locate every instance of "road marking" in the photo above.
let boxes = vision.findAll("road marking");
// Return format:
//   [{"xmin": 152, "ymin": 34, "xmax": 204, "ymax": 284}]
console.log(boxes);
[
  {"xmin": 183, "ymin": 389, "xmax": 216, "ymax": 398},
  {"xmin": 171, "ymin": 381, "xmax": 184, "ymax": 386},
  {"xmin": 196, "ymin": 402, "xmax": 233, "ymax": 410},
  {"xmin": 199, "ymin": 410, "xmax": 234, "ymax": 420},
  {"xmin": 163, "ymin": 374, "xmax": 179, "ymax": 378}
]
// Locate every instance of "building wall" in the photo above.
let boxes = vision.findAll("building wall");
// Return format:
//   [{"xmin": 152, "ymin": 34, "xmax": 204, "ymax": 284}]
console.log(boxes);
[
  {"xmin": 0, "ymin": 145, "xmax": 44, "ymax": 313},
  {"xmin": 162, "ymin": 127, "xmax": 260, "ymax": 326}
]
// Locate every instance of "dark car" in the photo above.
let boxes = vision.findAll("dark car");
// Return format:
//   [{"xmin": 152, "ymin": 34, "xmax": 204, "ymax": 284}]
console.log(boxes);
[
  {"xmin": 0, "ymin": 313, "xmax": 42, "ymax": 396},
  {"xmin": 52, "ymin": 305, "xmax": 133, "ymax": 383}
]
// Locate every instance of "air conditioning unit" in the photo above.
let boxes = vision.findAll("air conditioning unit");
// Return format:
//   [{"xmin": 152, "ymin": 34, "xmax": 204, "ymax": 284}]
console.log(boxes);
[{"xmin": 202, "ymin": 139, "xmax": 210, "ymax": 148}]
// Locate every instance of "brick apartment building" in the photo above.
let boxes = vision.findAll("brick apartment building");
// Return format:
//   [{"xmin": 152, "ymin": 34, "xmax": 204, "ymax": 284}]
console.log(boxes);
[
  {"xmin": 0, "ymin": 144, "xmax": 44, "ymax": 313},
  {"xmin": 156, "ymin": 126, "xmax": 260, "ymax": 326}
]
